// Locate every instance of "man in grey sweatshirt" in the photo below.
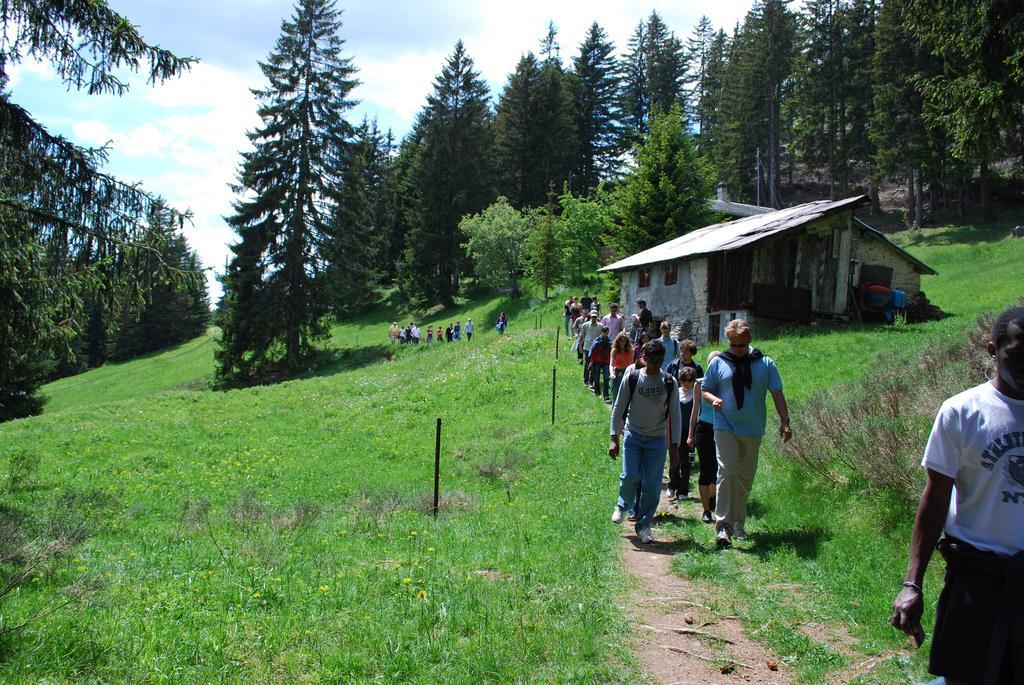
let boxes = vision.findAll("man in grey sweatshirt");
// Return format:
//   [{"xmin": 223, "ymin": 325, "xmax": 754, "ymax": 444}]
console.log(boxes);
[{"xmin": 608, "ymin": 339, "xmax": 682, "ymax": 543}]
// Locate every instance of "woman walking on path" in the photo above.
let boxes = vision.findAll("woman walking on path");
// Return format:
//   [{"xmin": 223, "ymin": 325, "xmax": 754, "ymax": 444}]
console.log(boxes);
[
  {"xmin": 689, "ymin": 351, "xmax": 721, "ymax": 523},
  {"xmin": 465, "ymin": 319, "xmax": 474, "ymax": 341},
  {"xmin": 610, "ymin": 332, "xmax": 634, "ymax": 402},
  {"xmin": 496, "ymin": 312, "xmax": 508, "ymax": 334}
]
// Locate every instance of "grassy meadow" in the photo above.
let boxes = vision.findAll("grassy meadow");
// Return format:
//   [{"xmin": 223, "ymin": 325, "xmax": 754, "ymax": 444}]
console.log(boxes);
[{"xmin": 1, "ymin": 212, "xmax": 1022, "ymax": 683}]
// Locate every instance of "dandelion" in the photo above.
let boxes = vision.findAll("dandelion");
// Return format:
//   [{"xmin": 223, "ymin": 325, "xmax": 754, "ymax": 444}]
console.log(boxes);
[
  {"xmin": 402, "ymin": 577, "xmax": 412, "ymax": 585},
  {"xmin": 319, "ymin": 585, "xmax": 331, "ymax": 592},
  {"xmin": 427, "ymin": 547, "xmax": 435, "ymax": 553},
  {"xmin": 417, "ymin": 589, "xmax": 427, "ymax": 600},
  {"xmin": 252, "ymin": 591, "xmax": 262, "ymax": 599}
]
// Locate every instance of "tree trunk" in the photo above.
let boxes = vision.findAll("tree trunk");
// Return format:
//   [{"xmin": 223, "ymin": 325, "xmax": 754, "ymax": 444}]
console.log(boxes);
[
  {"xmin": 958, "ymin": 185, "xmax": 966, "ymax": 217},
  {"xmin": 979, "ymin": 160, "xmax": 993, "ymax": 223},
  {"xmin": 907, "ymin": 171, "xmax": 917, "ymax": 228},
  {"xmin": 914, "ymin": 169, "xmax": 924, "ymax": 228},
  {"xmin": 869, "ymin": 181, "xmax": 881, "ymax": 216}
]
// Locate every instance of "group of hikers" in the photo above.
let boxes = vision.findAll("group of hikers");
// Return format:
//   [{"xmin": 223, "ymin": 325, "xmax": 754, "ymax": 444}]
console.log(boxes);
[
  {"xmin": 567, "ymin": 294, "xmax": 791, "ymax": 548},
  {"xmin": 567, "ymin": 291, "xmax": 1023, "ymax": 683},
  {"xmin": 389, "ymin": 312, "xmax": 510, "ymax": 346},
  {"xmin": 389, "ymin": 319, "xmax": 475, "ymax": 344}
]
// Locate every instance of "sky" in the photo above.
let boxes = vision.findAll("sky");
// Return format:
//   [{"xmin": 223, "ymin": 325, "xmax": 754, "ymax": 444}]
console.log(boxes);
[{"xmin": 8, "ymin": 0, "xmax": 754, "ymax": 299}]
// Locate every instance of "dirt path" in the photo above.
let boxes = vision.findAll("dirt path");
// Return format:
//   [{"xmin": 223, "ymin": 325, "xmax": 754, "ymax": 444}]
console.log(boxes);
[{"xmin": 620, "ymin": 488, "xmax": 791, "ymax": 685}]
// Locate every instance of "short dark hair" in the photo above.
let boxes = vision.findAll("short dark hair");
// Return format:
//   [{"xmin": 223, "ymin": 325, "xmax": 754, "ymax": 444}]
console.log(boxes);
[
  {"xmin": 992, "ymin": 306, "xmax": 1024, "ymax": 349},
  {"xmin": 678, "ymin": 366, "xmax": 697, "ymax": 383},
  {"xmin": 679, "ymin": 338, "xmax": 698, "ymax": 355},
  {"xmin": 643, "ymin": 339, "xmax": 665, "ymax": 358}
]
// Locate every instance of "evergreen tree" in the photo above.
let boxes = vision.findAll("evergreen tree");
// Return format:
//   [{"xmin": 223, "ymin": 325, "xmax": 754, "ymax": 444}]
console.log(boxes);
[
  {"xmin": 217, "ymin": 0, "xmax": 358, "ymax": 382},
  {"xmin": 570, "ymin": 22, "xmax": 622, "ymax": 191},
  {"xmin": 791, "ymin": 0, "xmax": 844, "ymax": 198},
  {"xmin": 619, "ymin": 21, "xmax": 650, "ymax": 149},
  {"xmin": 494, "ymin": 41, "xmax": 577, "ymax": 208},
  {"xmin": 715, "ymin": 0, "xmax": 798, "ymax": 206},
  {"xmin": 869, "ymin": 0, "xmax": 937, "ymax": 227},
  {"xmin": 111, "ymin": 235, "xmax": 210, "ymax": 361},
  {"xmin": 398, "ymin": 41, "xmax": 494, "ymax": 307},
  {"xmin": 326, "ymin": 117, "xmax": 389, "ymax": 317},
  {"xmin": 904, "ymin": 0, "xmax": 1024, "ymax": 222},
  {"xmin": 619, "ymin": 12, "xmax": 690, "ymax": 148},
  {"xmin": 608, "ymin": 105, "xmax": 716, "ymax": 257},
  {"xmin": 685, "ymin": 17, "xmax": 715, "ymax": 138},
  {"xmin": 526, "ymin": 188, "xmax": 563, "ymax": 299},
  {"xmin": 0, "ymin": 1, "xmax": 192, "ymax": 420}
]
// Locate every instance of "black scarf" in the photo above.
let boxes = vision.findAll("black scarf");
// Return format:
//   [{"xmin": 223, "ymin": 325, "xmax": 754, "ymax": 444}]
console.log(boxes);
[{"xmin": 719, "ymin": 347, "xmax": 763, "ymax": 410}]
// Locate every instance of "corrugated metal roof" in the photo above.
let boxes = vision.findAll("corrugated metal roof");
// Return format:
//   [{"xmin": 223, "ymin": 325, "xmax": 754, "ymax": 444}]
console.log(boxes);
[
  {"xmin": 711, "ymin": 199, "xmax": 774, "ymax": 217},
  {"xmin": 599, "ymin": 195, "xmax": 869, "ymax": 272}
]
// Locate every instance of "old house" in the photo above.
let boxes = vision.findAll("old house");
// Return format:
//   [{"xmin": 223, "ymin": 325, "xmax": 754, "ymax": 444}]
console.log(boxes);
[{"xmin": 598, "ymin": 195, "xmax": 936, "ymax": 344}]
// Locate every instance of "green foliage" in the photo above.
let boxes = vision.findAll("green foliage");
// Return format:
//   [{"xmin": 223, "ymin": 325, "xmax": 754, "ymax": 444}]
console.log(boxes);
[
  {"xmin": 569, "ymin": 22, "xmax": 622, "ymax": 191},
  {"xmin": 525, "ymin": 192, "xmax": 562, "ymax": 299},
  {"xmin": 557, "ymin": 186, "xmax": 613, "ymax": 286},
  {"xmin": 217, "ymin": 0, "xmax": 359, "ymax": 383},
  {"xmin": 111, "ymin": 235, "xmax": 210, "ymax": 362},
  {"xmin": 607, "ymin": 105, "xmax": 716, "ymax": 257},
  {"xmin": 494, "ymin": 47, "xmax": 577, "ymax": 208},
  {"xmin": 398, "ymin": 41, "xmax": 494, "ymax": 308},
  {"xmin": 619, "ymin": 11, "xmax": 690, "ymax": 149},
  {"xmin": 460, "ymin": 198, "xmax": 530, "ymax": 297},
  {"xmin": 714, "ymin": 0, "xmax": 798, "ymax": 206},
  {"xmin": 0, "ymin": 2, "xmax": 193, "ymax": 421}
]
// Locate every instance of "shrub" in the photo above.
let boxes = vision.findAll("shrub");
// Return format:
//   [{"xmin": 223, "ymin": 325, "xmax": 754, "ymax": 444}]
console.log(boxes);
[{"xmin": 781, "ymin": 311, "xmax": 998, "ymax": 500}]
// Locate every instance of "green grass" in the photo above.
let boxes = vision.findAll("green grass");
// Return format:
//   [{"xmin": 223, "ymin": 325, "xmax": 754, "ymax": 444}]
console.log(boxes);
[
  {"xmin": 1, "ymin": 300, "xmax": 641, "ymax": 683},
  {"xmin": 660, "ymin": 212, "xmax": 1024, "ymax": 683},
  {"xmin": 3, "ymin": 213, "xmax": 1022, "ymax": 683}
]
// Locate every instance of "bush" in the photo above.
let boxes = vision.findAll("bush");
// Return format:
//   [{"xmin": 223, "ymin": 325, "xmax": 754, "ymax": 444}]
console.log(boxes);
[{"xmin": 781, "ymin": 311, "xmax": 998, "ymax": 500}]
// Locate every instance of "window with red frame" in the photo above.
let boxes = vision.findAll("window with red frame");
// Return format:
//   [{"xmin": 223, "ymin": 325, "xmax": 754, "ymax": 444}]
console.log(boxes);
[
  {"xmin": 638, "ymin": 268, "xmax": 651, "ymax": 288},
  {"xmin": 664, "ymin": 263, "xmax": 678, "ymax": 285}
]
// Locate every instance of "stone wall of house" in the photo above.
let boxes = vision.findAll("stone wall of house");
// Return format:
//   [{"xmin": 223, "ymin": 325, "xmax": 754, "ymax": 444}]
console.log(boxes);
[
  {"xmin": 618, "ymin": 260, "xmax": 702, "ymax": 339},
  {"xmin": 853, "ymin": 234, "xmax": 922, "ymax": 294}
]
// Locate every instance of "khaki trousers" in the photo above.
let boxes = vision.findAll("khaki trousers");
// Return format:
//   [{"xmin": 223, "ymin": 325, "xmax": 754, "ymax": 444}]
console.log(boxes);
[{"xmin": 714, "ymin": 430, "xmax": 763, "ymax": 532}]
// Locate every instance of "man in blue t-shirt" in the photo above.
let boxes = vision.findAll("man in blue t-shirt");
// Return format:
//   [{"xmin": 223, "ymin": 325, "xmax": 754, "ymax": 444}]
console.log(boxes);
[{"xmin": 700, "ymin": 319, "xmax": 792, "ymax": 547}]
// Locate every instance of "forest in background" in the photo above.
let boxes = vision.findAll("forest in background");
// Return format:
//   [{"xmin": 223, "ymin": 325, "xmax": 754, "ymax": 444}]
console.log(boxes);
[{"xmin": 2, "ymin": 0, "xmax": 1022, "ymax": 413}]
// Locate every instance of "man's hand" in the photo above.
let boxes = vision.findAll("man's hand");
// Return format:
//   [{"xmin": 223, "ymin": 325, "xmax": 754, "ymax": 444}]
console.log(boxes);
[
  {"xmin": 687, "ymin": 436, "xmax": 695, "ymax": 448},
  {"xmin": 780, "ymin": 423, "xmax": 793, "ymax": 443},
  {"xmin": 891, "ymin": 586, "xmax": 924, "ymax": 644},
  {"xmin": 608, "ymin": 437, "xmax": 620, "ymax": 459},
  {"xmin": 712, "ymin": 397, "xmax": 723, "ymax": 410}
]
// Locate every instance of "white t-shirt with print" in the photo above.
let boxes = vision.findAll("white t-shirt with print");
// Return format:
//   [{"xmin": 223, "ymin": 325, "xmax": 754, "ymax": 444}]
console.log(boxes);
[{"xmin": 922, "ymin": 381, "xmax": 1024, "ymax": 557}]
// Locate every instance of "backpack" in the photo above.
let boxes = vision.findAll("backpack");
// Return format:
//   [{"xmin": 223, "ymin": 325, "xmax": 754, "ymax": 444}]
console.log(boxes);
[{"xmin": 621, "ymin": 367, "xmax": 675, "ymax": 420}]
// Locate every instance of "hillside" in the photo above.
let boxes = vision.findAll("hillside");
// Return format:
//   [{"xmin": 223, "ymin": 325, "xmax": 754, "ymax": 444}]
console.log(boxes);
[{"xmin": 1, "ymin": 213, "xmax": 1022, "ymax": 683}]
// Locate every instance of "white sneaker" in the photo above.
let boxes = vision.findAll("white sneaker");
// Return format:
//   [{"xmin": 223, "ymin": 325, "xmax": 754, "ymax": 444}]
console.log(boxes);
[
  {"xmin": 638, "ymin": 526, "xmax": 654, "ymax": 544},
  {"xmin": 716, "ymin": 527, "xmax": 732, "ymax": 548},
  {"xmin": 611, "ymin": 506, "xmax": 624, "ymax": 524}
]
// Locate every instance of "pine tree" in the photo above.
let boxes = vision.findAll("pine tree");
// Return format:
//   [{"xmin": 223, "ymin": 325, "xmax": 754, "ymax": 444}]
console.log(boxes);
[
  {"xmin": 791, "ymin": 0, "xmax": 844, "ymax": 198},
  {"xmin": 837, "ymin": 0, "xmax": 877, "ymax": 198},
  {"xmin": 570, "ymin": 22, "xmax": 622, "ymax": 191},
  {"xmin": 494, "ymin": 39, "xmax": 577, "ymax": 208},
  {"xmin": 903, "ymin": 0, "xmax": 1024, "ymax": 223},
  {"xmin": 685, "ymin": 17, "xmax": 715, "ymax": 138},
  {"xmin": 608, "ymin": 105, "xmax": 716, "ymax": 257},
  {"xmin": 0, "ymin": 1, "xmax": 192, "ymax": 420},
  {"xmin": 620, "ymin": 12, "xmax": 690, "ymax": 149},
  {"xmin": 870, "ymin": 0, "xmax": 938, "ymax": 227},
  {"xmin": 398, "ymin": 41, "xmax": 494, "ymax": 307},
  {"xmin": 715, "ymin": 0, "xmax": 798, "ymax": 206},
  {"xmin": 111, "ymin": 235, "xmax": 210, "ymax": 361},
  {"xmin": 619, "ymin": 21, "xmax": 649, "ymax": 149},
  {"xmin": 526, "ymin": 188, "xmax": 563, "ymax": 299},
  {"xmin": 217, "ymin": 0, "xmax": 358, "ymax": 382}
]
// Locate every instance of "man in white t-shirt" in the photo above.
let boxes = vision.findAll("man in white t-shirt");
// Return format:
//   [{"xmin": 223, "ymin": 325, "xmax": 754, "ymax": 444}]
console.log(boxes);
[{"xmin": 892, "ymin": 306, "xmax": 1024, "ymax": 683}]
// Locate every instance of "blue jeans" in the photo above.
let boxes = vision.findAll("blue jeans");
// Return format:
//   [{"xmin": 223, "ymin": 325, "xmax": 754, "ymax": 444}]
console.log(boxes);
[
  {"xmin": 592, "ymin": 363, "xmax": 610, "ymax": 399},
  {"xmin": 564, "ymin": 314, "xmax": 571, "ymax": 337},
  {"xmin": 617, "ymin": 430, "xmax": 667, "ymax": 531}
]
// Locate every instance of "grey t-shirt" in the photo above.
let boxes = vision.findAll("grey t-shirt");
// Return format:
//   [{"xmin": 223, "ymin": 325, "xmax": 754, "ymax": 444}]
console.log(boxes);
[{"xmin": 611, "ymin": 367, "xmax": 682, "ymax": 444}]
